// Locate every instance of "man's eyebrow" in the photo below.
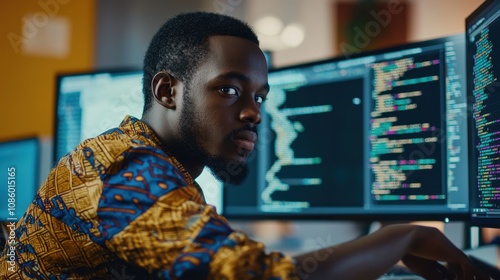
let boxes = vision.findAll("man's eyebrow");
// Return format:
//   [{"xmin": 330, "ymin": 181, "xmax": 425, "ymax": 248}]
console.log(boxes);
[{"xmin": 216, "ymin": 72, "xmax": 270, "ymax": 93}]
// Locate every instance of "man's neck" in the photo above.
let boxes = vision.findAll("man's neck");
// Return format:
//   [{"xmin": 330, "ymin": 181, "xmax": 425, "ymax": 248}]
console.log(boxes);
[{"xmin": 141, "ymin": 112, "xmax": 204, "ymax": 179}]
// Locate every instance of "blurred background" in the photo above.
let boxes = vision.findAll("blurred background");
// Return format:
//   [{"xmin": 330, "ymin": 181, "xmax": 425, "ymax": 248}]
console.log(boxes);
[
  {"xmin": 2, "ymin": 0, "xmax": 499, "ymax": 259},
  {"xmin": 0, "ymin": 0, "xmax": 485, "ymax": 141}
]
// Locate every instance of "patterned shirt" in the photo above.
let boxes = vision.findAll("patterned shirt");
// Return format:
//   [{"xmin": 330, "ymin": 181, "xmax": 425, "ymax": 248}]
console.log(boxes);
[{"xmin": 1, "ymin": 116, "xmax": 297, "ymax": 279}]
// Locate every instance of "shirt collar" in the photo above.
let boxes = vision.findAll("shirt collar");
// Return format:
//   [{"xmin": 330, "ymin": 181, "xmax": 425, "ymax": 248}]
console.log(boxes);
[{"xmin": 118, "ymin": 115, "xmax": 195, "ymax": 185}]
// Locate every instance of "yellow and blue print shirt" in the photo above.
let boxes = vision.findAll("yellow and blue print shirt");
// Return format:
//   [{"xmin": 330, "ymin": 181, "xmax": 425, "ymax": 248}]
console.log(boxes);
[{"xmin": 1, "ymin": 116, "xmax": 297, "ymax": 279}]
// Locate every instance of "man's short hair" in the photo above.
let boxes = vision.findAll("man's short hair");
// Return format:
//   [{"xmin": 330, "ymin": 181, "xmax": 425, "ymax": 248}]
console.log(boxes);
[{"xmin": 142, "ymin": 12, "xmax": 259, "ymax": 114}]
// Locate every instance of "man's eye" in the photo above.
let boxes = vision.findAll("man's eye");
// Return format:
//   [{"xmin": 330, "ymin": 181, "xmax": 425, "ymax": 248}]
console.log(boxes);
[
  {"xmin": 220, "ymin": 87, "xmax": 238, "ymax": 96},
  {"xmin": 255, "ymin": 95, "xmax": 266, "ymax": 104},
  {"xmin": 255, "ymin": 96, "xmax": 263, "ymax": 104}
]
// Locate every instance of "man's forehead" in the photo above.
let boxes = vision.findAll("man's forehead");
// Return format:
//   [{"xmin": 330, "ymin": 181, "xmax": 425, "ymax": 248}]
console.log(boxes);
[
  {"xmin": 207, "ymin": 36, "xmax": 266, "ymax": 66},
  {"xmin": 207, "ymin": 35, "xmax": 264, "ymax": 58}
]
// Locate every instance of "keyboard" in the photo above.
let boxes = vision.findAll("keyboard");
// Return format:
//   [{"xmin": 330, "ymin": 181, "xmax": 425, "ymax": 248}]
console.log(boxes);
[{"xmin": 377, "ymin": 265, "xmax": 425, "ymax": 280}]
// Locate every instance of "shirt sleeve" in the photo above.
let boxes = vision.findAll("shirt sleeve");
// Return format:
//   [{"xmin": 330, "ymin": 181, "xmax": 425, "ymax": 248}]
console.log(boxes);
[{"xmin": 97, "ymin": 146, "xmax": 298, "ymax": 280}]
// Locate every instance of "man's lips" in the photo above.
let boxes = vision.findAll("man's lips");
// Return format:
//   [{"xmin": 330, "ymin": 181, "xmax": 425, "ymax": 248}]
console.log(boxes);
[{"xmin": 233, "ymin": 130, "xmax": 257, "ymax": 152}]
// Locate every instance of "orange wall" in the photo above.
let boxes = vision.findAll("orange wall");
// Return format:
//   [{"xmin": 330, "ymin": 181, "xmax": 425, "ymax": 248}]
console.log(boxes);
[{"xmin": 0, "ymin": 0, "xmax": 95, "ymax": 141}]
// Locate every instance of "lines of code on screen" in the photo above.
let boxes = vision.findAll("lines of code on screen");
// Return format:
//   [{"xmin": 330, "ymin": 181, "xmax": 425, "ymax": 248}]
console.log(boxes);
[
  {"xmin": 369, "ymin": 50, "xmax": 447, "ymax": 206},
  {"xmin": 259, "ymin": 77, "xmax": 365, "ymax": 213},
  {"xmin": 471, "ymin": 25, "xmax": 500, "ymax": 211}
]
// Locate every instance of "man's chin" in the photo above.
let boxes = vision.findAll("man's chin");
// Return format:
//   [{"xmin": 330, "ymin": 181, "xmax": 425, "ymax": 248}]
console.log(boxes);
[{"xmin": 206, "ymin": 158, "xmax": 249, "ymax": 186}]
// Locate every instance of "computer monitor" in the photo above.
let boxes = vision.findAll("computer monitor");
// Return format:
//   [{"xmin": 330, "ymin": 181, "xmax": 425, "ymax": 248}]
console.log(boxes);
[
  {"xmin": 0, "ymin": 137, "xmax": 39, "ymax": 221},
  {"xmin": 54, "ymin": 69, "xmax": 143, "ymax": 162},
  {"xmin": 224, "ymin": 34, "xmax": 470, "ymax": 221},
  {"xmin": 466, "ymin": 0, "xmax": 500, "ymax": 229},
  {"xmin": 54, "ymin": 70, "xmax": 223, "ymax": 212}
]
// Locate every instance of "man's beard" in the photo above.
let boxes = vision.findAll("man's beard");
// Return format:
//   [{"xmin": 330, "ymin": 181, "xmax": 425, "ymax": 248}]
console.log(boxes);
[{"xmin": 179, "ymin": 92, "xmax": 250, "ymax": 185}]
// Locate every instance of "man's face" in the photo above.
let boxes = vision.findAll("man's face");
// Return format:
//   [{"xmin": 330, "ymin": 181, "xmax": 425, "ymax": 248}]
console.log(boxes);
[{"xmin": 179, "ymin": 36, "xmax": 269, "ymax": 184}]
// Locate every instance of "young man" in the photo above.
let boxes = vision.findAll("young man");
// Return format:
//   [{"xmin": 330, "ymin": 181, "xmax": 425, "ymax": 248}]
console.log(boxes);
[{"xmin": 1, "ymin": 12, "xmax": 489, "ymax": 279}]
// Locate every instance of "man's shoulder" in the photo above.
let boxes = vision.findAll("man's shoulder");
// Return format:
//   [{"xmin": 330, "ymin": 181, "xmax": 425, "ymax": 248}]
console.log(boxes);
[
  {"xmin": 56, "ymin": 127, "xmax": 171, "ymax": 178},
  {"xmin": 79, "ymin": 127, "xmax": 156, "ymax": 158}
]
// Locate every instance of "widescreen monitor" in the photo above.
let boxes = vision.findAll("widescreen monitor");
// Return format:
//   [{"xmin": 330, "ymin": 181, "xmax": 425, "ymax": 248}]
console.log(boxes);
[
  {"xmin": 54, "ymin": 69, "xmax": 143, "ymax": 162},
  {"xmin": 466, "ymin": 0, "xmax": 500, "ymax": 229},
  {"xmin": 54, "ymin": 70, "xmax": 223, "ymax": 212},
  {"xmin": 224, "ymin": 34, "xmax": 470, "ymax": 221},
  {"xmin": 0, "ymin": 137, "xmax": 39, "ymax": 221}
]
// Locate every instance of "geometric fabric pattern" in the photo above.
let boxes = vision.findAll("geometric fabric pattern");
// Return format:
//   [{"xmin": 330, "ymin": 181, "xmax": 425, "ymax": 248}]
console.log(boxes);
[{"xmin": 1, "ymin": 116, "xmax": 297, "ymax": 279}]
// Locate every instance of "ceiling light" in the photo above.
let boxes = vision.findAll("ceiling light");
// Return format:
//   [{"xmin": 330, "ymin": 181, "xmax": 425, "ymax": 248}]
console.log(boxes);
[
  {"xmin": 254, "ymin": 16, "xmax": 283, "ymax": 36},
  {"xmin": 280, "ymin": 23, "xmax": 305, "ymax": 47}
]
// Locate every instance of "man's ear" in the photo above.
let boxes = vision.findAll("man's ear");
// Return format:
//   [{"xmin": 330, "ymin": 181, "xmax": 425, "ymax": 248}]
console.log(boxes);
[{"xmin": 151, "ymin": 71, "xmax": 179, "ymax": 109}]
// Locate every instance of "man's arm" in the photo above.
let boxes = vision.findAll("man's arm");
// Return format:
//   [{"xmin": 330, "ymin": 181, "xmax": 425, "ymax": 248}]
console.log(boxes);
[
  {"xmin": 98, "ymin": 146, "xmax": 297, "ymax": 279},
  {"xmin": 293, "ymin": 224, "xmax": 490, "ymax": 280}
]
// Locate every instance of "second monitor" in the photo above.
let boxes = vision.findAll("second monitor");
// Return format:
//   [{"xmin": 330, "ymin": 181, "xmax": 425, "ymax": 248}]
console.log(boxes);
[{"xmin": 224, "ymin": 34, "xmax": 470, "ymax": 221}]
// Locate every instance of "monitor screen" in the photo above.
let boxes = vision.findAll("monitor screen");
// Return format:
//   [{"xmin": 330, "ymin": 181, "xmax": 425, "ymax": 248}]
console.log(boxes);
[
  {"xmin": 54, "ymin": 70, "xmax": 144, "ymax": 162},
  {"xmin": 0, "ymin": 138, "xmax": 39, "ymax": 221},
  {"xmin": 224, "ymin": 34, "xmax": 470, "ymax": 221},
  {"xmin": 466, "ymin": 0, "xmax": 500, "ymax": 228},
  {"xmin": 54, "ymin": 70, "xmax": 223, "ymax": 212}
]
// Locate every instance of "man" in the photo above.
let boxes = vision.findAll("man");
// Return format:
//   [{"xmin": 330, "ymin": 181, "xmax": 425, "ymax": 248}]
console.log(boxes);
[{"xmin": 1, "ymin": 12, "xmax": 489, "ymax": 279}]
